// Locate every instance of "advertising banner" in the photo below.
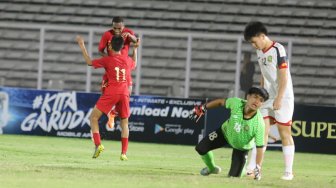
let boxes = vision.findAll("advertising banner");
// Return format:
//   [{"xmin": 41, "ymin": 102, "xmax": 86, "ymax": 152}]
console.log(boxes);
[
  {"xmin": 205, "ymin": 102, "xmax": 336, "ymax": 154},
  {"xmin": 106, "ymin": 96, "xmax": 205, "ymax": 145},
  {"xmin": 0, "ymin": 87, "xmax": 205, "ymax": 145},
  {"xmin": 0, "ymin": 87, "xmax": 96, "ymax": 138},
  {"xmin": 291, "ymin": 104, "xmax": 336, "ymax": 154}
]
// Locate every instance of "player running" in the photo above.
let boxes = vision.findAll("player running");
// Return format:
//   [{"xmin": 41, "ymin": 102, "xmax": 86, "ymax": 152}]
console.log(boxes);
[
  {"xmin": 244, "ymin": 21, "xmax": 295, "ymax": 180},
  {"xmin": 77, "ymin": 35, "xmax": 133, "ymax": 161},
  {"xmin": 98, "ymin": 16, "xmax": 138, "ymax": 129},
  {"xmin": 190, "ymin": 87, "xmax": 269, "ymax": 180}
]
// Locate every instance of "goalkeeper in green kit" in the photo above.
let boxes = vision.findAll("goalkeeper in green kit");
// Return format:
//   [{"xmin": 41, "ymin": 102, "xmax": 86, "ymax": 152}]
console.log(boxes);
[{"xmin": 190, "ymin": 87, "xmax": 269, "ymax": 180}]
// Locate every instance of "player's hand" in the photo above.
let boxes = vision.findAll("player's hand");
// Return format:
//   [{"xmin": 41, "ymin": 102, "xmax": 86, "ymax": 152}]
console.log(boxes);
[
  {"xmin": 133, "ymin": 38, "xmax": 140, "ymax": 48},
  {"xmin": 189, "ymin": 104, "xmax": 206, "ymax": 123},
  {"xmin": 107, "ymin": 40, "xmax": 112, "ymax": 51},
  {"xmin": 254, "ymin": 165, "xmax": 262, "ymax": 181},
  {"xmin": 121, "ymin": 32, "xmax": 130, "ymax": 40},
  {"xmin": 76, "ymin": 35, "xmax": 84, "ymax": 46},
  {"xmin": 273, "ymin": 97, "xmax": 282, "ymax": 110}
]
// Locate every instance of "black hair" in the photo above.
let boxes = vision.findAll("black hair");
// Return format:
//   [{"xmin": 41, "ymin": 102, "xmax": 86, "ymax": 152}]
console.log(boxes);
[
  {"xmin": 111, "ymin": 35, "xmax": 124, "ymax": 52},
  {"xmin": 112, "ymin": 16, "xmax": 124, "ymax": 24},
  {"xmin": 243, "ymin": 21, "xmax": 268, "ymax": 41},
  {"xmin": 247, "ymin": 87, "xmax": 269, "ymax": 101}
]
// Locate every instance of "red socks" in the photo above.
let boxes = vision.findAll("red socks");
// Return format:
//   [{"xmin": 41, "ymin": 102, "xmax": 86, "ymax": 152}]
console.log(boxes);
[
  {"xmin": 121, "ymin": 137, "xmax": 128, "ymax": 154},
  {"xmin": 93, "ymin": 133, "xmax": 128, "ymax": 154},
  {"xmin": 92, "ymin": 132, "xmax": 101, "ymax": 146}
]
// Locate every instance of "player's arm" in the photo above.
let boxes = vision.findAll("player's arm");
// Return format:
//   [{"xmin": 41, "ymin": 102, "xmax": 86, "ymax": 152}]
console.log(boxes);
[
  {"xmin": 98, "ymin": 33, "xmax": 108, "ymax": 57},
  {"xmin": 189, "ymin": 98, "xmax": 226, "ymax": 122},
  {"xmin": 204, "ymin": 98, "xmax": 226, "ymax": 109},
  {"xmin": 274, "ymin": 68, "xmax": 287, "ymax": 110},
  {"xmin": 128, "ymin": 33, "xmax": 137, "ymax": 43},
  {"xmin": 131, "ymin": 38, "xmax": 140, "ymax": 68},
  {"xmin": 76, "ymin": 35, "xmax": 92, "ymax": 66},
  {"xmin": 122, "ymin": 32, "xmax": 137, "ymax": 43},
  {"xmin": 99, "ymin": 50, "xmax": 108, "ymax": 57},
  {"xmin": 253, "ymin": 115, "xmax": 266, "ymax": 180},
  {"xmin": 255, "ymin": 147, "xmax": 263, "ymax": 168},
  {"xmin": 260, "ymin": 76, "xmax": 264, "ymax": 87},
  {"xmin": 122, "ymin": 29, "xmax": 137, "ymax": 43},
  {"xmin": 253, "ymin": 147, "xmax": 264, "ymax": 180},
  {"xmin": 255, "ymin": 125, "xmax": 265, "ymax": 169}
]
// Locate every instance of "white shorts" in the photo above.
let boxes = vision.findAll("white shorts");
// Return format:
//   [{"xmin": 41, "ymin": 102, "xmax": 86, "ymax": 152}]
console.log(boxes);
[{"xmin": 260, "ymin": 98, "xmax": 294, "ymax": 126}]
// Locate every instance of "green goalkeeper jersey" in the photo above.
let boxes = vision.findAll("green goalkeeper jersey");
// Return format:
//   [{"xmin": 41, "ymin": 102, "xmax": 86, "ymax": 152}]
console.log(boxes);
[{"xmin": 221, "ymin": 97, "xmax": 265, "ymax": 151}]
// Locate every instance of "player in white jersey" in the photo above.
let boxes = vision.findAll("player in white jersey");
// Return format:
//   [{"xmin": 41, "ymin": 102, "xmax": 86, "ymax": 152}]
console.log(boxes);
[{"xmin": 243, "ymin": 21, "xmax": 295, "ymax": 181}]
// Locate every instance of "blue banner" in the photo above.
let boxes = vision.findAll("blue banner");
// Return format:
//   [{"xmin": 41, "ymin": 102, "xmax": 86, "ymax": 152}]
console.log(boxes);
[
  {"xmin": 0, "ymin": 87, "xmax": 205, "ymax": 145},
  {"xmin": 0, "ymin": 87, "xmax": 96, "ymax": 138}
]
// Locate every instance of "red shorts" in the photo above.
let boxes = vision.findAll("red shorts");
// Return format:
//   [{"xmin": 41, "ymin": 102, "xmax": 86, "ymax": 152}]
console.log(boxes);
[{"xmin": 96, "ymin": 94, "xmax": 130, "ymax": 118}]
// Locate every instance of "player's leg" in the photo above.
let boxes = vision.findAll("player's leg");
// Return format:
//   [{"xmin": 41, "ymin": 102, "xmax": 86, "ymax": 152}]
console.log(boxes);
[
  {"xmin": 195, "ymin": 128, "xmax": 227, "ymax": 176},
  {"xmin": 93, "ymin": 95, "xmax": 119, "ymax": 158},
  {"xmin": 118, "ymin": 95, "xmax": 130, "ymax": 161},
  {"xmin": 109, "ymin": 85, "xmax": 131, "ymax": 131},
  {"xmin": 275, "ymin": 99, "xmax": 295, "ymax": 180},
  {"xmin": 277, "ymin": 123, "xmax": 294, "ymax": 180},
  {"xmin": 100, "ymin": 74, "xmax": 116, "ymax": 129},
  {"xmin": 107, "ymin": 106, "xmax": 116, "ymax": 129},
  {"xmin": 90, "ymin": 106, "xmax": 104, "ymax": 158},
  {"xmin": 120, "ymin": 117, "xmax": 129, "ymax": 161},
  {"xmin": 228, "ymin": 148, "xmax": 249, "ymax": 177}
]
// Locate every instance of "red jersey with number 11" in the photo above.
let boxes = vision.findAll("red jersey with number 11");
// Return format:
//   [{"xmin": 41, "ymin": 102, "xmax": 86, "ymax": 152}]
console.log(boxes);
[{"xmin": 92, "ymin": 54, "xmax": 133, "ymax": 96}]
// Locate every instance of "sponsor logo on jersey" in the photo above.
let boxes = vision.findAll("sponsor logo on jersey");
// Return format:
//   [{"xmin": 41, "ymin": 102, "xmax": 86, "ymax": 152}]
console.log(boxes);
[
  {"xmin": 234, "ymin": 123, "xmax": 242, "ymax": 133},
  {"xmin": 267, "ymin": 56, "xmax": 272, "ymax": 62}
]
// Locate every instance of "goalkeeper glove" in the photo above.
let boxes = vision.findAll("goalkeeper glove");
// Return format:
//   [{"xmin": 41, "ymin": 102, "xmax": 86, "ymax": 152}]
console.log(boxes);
[
  {"xmin": 254, "ymin": 165, "xmax": 262, "ymax": 181},
  {"xmin": 189, "ymin": 104, "xmax": 206, "ymax": 123}
]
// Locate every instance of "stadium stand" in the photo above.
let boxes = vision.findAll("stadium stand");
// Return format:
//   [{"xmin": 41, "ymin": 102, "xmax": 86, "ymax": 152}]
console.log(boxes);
[{"xmin": 0, "ymin": 0, "xmax": 335, "ymax": 106}]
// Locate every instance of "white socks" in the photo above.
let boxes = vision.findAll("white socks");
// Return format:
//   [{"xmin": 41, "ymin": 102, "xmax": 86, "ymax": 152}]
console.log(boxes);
[{"xmin": 282, "ymin": 145, "xmax": 295, "ymax": 173}]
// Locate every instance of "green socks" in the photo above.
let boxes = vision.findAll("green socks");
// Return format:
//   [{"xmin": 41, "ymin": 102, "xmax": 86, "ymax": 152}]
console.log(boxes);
[{"xmin": 201, "ymin": 151, "xmax": 216, "ymax": 171}]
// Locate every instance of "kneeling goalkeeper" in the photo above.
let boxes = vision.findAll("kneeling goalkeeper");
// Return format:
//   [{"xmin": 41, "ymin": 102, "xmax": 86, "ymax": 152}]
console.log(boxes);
[{"xmin": 190, "ymin": 87, "xmax": 269, "ymax": 180}]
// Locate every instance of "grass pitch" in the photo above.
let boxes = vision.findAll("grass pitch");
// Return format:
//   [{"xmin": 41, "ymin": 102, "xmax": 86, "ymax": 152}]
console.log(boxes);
[{"xmin": 0, "ymin": 135, "xmax": 335, "ymax": 188}]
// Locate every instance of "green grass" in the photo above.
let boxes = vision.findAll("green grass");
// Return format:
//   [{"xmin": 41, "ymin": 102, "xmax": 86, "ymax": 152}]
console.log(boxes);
[{"xmin": 0, "ymin": 135, "xmax": 335, "ymax": 188}]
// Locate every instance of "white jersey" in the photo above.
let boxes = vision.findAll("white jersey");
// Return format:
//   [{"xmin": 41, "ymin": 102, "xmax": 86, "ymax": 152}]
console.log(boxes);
[{"xmin": 256, "ymin": 41, "xmax": 294, "ymax": 99}]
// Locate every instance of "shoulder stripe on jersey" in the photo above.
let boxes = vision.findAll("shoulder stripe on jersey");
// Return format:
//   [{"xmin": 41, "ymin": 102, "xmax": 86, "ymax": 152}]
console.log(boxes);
[{"xmin": 273, "ymin": 45, "xmax": 288, "ymax": 69}]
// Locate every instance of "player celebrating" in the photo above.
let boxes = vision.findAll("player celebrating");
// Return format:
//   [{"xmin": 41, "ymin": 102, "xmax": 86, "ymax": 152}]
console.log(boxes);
[
  {"xmin": 76, "ymin": 35, "xmax": 133, "ymax": 161},
  {"xmin": 99, "ymin": 16, "xmax": 137, "ymax": 57},
  {"xmin": 191, "ymin": 87, "xmax": 269, "ymax": 180},
  {"xmin": 99, "ymin": 16, "xmax": 138, "ymax": 129},
  {"xmin": 244, "ymin": 21, "xmax": 295, "ymax": 180}
]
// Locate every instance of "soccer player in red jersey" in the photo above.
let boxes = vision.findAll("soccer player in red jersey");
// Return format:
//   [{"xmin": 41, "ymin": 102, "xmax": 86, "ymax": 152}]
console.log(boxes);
[
  {"xmin": 77, "ymin": 35, "xmax": 134, "ymax": 161},
  {"xmin": 105, "ymin": 38, "xmax": 139, "ymax": 129},
  {"xmin": 99, "ymin": 16, "xmax": 138, "ymax": 128},
  {"xmin": 99, "ymin": 16, "xmax": 137, "ymax": 57},
  {"xmin": 99, "ymin": 16, "xmax": 137, "ymax": 93}
]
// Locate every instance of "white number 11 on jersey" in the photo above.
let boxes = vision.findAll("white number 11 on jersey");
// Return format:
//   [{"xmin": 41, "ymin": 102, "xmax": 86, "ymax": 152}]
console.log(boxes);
[{"xmin": 115, "ymin": 67, "xmax": 126, "ymax": 82}]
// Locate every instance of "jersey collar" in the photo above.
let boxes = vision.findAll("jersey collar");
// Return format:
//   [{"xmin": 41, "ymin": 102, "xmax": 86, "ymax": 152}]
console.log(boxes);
[
  {"xmin": 243, "ymin": 104, "xmax": 258, "ymax": 120},
  {"xmin": 262, "ymin": 41, "xmax": 275, "ymax": 53}
]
